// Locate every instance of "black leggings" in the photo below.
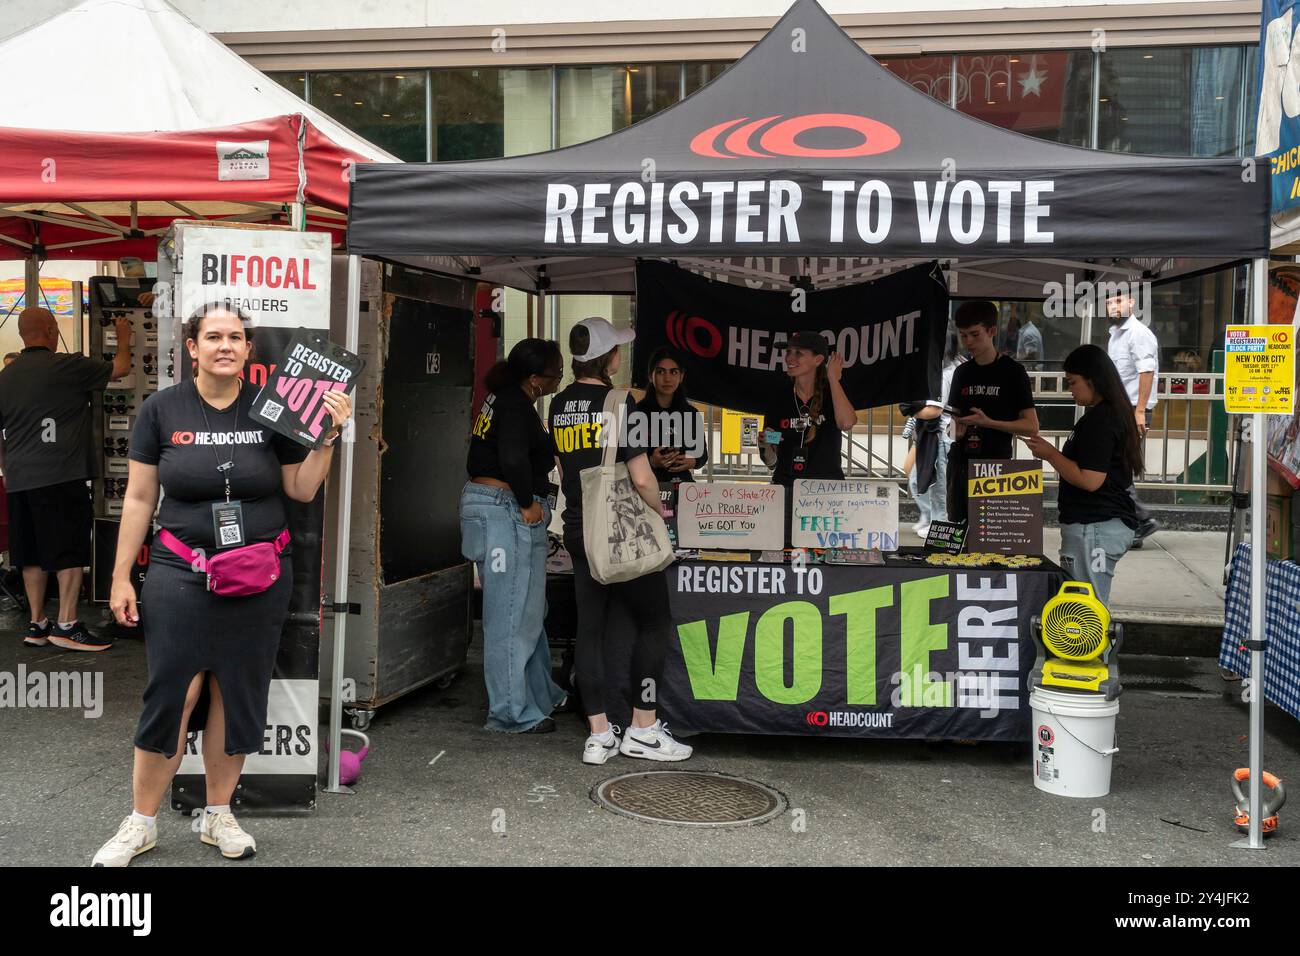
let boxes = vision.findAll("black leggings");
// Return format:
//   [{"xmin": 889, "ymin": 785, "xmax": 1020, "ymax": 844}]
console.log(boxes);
[{"xmin": 566, "ymin": 535, "xmax": 671, "ymax": 719}]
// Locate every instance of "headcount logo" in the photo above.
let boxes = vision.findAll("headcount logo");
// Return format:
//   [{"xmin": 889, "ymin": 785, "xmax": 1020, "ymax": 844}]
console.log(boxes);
[{"xmin": 690, "ymin": 113, "xmax": 902, "ymax": 159}]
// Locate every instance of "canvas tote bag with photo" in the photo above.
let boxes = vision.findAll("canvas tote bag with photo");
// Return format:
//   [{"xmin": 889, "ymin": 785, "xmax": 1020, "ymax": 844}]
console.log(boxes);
[{"xmin": 580, "ymin": 388, "xmax": 675, "ymax": 584}]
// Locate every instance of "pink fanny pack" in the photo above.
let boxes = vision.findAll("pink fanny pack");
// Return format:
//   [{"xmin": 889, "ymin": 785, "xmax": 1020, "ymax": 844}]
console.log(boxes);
[{"xmin": 159, "ymin": 528, "xmax": 290, "ymax": 597}]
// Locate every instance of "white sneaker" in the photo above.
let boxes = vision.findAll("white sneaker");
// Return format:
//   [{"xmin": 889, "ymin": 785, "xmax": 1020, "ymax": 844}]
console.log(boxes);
[
  {"xmin": 199, "ymin": 809, "xmax": 256, "ymax": 860},
  {"xmin": 582, "ymin": 726, "xmax": 621, "ymax": 765},
  {"xmin": 914, "ymin": 523, "xmax": 931, "ymax": 539},
  {"xmin": 619, "ymin": 721, "xmax": 693, "ymax": 762},
  {"xmin": 92, "ymin": 815, "xmax": 156, "ymax": 867}
]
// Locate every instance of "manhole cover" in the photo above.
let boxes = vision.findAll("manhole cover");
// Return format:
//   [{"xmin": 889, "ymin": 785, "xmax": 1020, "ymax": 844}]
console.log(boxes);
[{"xmin": 592, "ymin": 771, "xmax": 787, "ymax": 828}]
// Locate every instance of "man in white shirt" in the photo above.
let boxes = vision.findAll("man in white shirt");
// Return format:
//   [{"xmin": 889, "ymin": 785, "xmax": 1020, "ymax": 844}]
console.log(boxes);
[
  {"xmin": 1106, "ymin": 292, "xmax": 1160, "ymax": 547},
  {"xmin": 1016, "ymin": 318, "xmax": 1044, "ymax": 371}
]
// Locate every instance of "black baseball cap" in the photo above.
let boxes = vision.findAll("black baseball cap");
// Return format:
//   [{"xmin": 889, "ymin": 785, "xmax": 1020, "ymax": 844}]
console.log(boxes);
[{"xmin": 786, "ymin": 331, "xmax": 830, "ymax": 356}]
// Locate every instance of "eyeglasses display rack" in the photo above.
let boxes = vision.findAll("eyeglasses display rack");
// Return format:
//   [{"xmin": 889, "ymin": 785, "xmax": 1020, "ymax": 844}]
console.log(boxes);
[{"xmin": 88, "ymin": 275, "xmax": 157, "ymax": 603}]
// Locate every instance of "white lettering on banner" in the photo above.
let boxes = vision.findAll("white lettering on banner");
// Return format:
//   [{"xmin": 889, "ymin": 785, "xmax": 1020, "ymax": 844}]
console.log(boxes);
[
  {"xmin": 725, "ymin": 312, "xmax": 917, "ymax": 375},
  {"xmin": 676, "ymin": 562, "xmax": 789, "ymax": 595},
  {"xmin": 954, "ymin": 574, "xmax": 1020, "ymax": 711},
  {"xmin": 542, "ymin": 179, "xmax": 1056, "ymax": 246}
]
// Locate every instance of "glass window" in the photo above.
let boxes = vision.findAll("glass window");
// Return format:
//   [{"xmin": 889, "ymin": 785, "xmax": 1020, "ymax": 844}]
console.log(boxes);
[
  {"xmin": 877, "ymin": 56, "xmax": 953, "ymax": 104},
  {"xmin": 267, "ymin": 72, "xmax": 307, "ymax": 97},
  {"xmin": 1097, "ymin": 46, "xmax": 1244, "ymax": 156},
  {"xmin": 556, "ymin": 64, "xmax": 680, "ymax": 147},
  {"xmin": 1243, "ymin": 43, "xmax": 1260, "ymax": 156},
  {"xmin": 684, "ymin": 61, "xmax": 731, "ymax": 95},
  {"xmin": 955, "ymin": 52, "xmax": 1093, "ymax": 147},
  {"xmin": 430, "ymin": 67, "xmax": 552, "ymax": 160},
  {"xmin": 308, "ymin": 71, "xmax": 428, "ymax": 162}
]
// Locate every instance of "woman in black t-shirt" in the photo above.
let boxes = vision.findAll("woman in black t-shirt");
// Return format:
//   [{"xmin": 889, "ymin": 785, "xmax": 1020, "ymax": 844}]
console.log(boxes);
[
  {"xmin": 1022, "ymin": 345, "xmax": 1141, "ymax": 604},
  {"xmin": 758, "ymin": 331, "xmax": 858, "ymax": 544},
  {"xmin": 637, "ymin": 348, "xmax": 708, "ymax": 485},
  {"xmin": 461, "ymin": 338, "xmax": 568, "ymax": 734},
  {"xmin": 93, "ymin": 304, "xmax": 351, "ymax": 868},
  {"xmin": 550, "ymin": 317, "xmax": 693, "ymax": 766}
]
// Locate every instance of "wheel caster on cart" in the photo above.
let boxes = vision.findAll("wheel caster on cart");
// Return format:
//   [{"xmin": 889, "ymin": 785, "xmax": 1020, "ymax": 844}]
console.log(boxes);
[
  {"xmin": 434, "ymin": 670, "xmax": 459, "ymax": 691},
  {"xmin": 348, "ymin": 708, "xmax": 374, "ymax": 732}
]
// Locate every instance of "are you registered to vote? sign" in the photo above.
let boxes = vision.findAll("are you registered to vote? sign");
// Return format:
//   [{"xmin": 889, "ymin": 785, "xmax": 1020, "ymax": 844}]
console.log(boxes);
[{"xmin": 1224, "ymin": 325, "xmax": 1294, "ymax": 413}]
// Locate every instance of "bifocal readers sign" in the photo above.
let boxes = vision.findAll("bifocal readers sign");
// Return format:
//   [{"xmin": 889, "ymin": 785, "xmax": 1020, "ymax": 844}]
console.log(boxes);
[{"xmin": 1224, "ymin": 325, "xmax": 1294, "ymax": 413}]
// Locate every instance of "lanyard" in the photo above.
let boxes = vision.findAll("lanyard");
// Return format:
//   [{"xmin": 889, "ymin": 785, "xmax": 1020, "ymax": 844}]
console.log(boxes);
[
  {"xmin": 791, "ymin": 389, "xmax": 813, "ymax": 450},
  {"xmin": 194, "ymin": 379, "xmax": 239, "ymax": 503}
]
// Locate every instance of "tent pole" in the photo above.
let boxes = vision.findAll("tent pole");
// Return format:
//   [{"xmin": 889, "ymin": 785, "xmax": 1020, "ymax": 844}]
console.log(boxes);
[
  {"xmin": 290, "ymin": 202, "xmax": 306, "ymax": 231},
  {"xmin": 324, "ymin": 253, "xmax": 362, "ymax": 796},
  {"xmin": 1234, "ymin": 257, "xmax": 1268, "ymax": 850},
  {"xmin": 24, "ymin": 254, "xmax": 39, "ymax": 312}
]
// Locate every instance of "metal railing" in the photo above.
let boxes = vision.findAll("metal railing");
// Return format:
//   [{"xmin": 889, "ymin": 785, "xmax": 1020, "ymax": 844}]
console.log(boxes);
[{"xmin": 697, "ymin": 370, "xmax": 1238, "ymax": 496}]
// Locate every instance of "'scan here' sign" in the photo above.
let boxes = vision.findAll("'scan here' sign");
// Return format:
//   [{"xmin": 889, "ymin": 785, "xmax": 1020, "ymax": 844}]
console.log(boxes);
[{"xmin": 1224, "ymin": 325, "xmax": 1294, "ymax": 413}]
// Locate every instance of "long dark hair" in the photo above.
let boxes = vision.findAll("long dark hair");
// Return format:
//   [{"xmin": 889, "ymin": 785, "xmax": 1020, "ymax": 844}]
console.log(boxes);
[
  {"xmin": 1062, "ymin": 344, "xmax": 1144, "ymax": 474},
  {"xmin": 569, "ymin": 324, "xmax": 616, "ymax": 385},
  {"xmin": 645, "ymin": 346, "xmax": 691, "ymax": 410},
  {"xmin": 484, "ymin": 338, "xmax": 561, "ymax": 393}
]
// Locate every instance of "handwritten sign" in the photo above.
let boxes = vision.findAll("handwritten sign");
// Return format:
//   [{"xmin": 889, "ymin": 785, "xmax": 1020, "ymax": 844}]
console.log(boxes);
[
  {"xmin": 677, "ymin": 482, "xmax": 784, "ymax": 551},
  {"xmin": 791, "ymin": 479, "xmax": 899, "ymax": 551},
  {"xmin": 250, "ymin": 328, "xmax": 363, "ymax": 448}
]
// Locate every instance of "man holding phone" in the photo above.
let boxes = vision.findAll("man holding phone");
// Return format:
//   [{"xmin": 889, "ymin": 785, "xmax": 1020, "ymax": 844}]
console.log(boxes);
[{"xmin": 946, "ymin": 301, "xmax": 1039, "ymax": 524}]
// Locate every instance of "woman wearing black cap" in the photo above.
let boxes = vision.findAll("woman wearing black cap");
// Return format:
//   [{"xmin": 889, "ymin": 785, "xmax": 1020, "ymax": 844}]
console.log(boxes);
[{"xmin": 759, "ymin": 331, "xmax": 858, "ymax": 544}]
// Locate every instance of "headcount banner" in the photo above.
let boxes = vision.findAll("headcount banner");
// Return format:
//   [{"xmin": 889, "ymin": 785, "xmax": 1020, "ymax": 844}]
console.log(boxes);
[
  {"xmin": 661, "ymin": 560, "xmax": 1065, "ymax": 739},
  {"xmin": 632, "ymin": 259, "xmax": 947, "ymax": 413}
]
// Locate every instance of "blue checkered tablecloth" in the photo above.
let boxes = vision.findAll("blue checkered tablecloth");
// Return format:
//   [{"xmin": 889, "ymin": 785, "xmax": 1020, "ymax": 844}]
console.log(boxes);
[{"xmin": 1221, "ymin": 543, "xmax": 1300, "ymax": 722}]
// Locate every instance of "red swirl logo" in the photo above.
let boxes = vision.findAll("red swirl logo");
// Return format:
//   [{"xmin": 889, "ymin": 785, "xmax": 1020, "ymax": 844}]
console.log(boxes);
[
  {"xmin": 690, "ymin": 113, "xmax": 901, "ymax": 159},
  {"xmin": 806, "ymin": 711, "xmax": 829, "ymax": 727},
  {"xmin": 665, "ymin": 310, "xmax": 723, "ymax": 358},
  {"xmin": 171, "ymin": 431, "xmax": 194, "ymax": 445}
]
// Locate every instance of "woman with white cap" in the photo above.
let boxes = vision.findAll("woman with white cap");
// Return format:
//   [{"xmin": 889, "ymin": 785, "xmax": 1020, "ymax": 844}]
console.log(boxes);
[{"xmin": 549, "ymin": 317, "xmax": 693, "ymax": 765}]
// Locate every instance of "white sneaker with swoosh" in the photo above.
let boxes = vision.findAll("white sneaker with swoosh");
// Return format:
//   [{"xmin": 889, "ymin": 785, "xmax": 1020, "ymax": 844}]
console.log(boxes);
[
  {"xmin": 583, "ymin": 725, "xmax": 621, "ymax": 765},
  {"xmin": 619, "ymin": 721, "xmax": 693, "ymax": 762}
]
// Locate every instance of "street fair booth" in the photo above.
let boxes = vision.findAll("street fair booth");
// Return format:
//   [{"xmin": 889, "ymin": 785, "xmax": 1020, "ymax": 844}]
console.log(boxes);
[
  {"xmin": 0, "ymin": 0, "xmax": 470, "ymax": 811},
  {"xmin": 344, "ymin": 0, "xmax": 1270, "ymax": 748}
]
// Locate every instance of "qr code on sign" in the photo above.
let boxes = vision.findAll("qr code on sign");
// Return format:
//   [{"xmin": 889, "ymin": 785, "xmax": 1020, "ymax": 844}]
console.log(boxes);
[
  {"xmin": 219, "ymin": 525, "xmax": 242, "ymax": 546},
  {"xmin": 260, "ymin": 400, "xmax": 284, "ymax": 422}
]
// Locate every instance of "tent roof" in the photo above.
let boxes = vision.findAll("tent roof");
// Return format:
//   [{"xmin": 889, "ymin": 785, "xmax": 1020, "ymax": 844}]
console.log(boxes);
[
  {"xmin": 348, "ymin": 0, "xmax": 1268, "ymax": 298},
  {"xmin": 0, "ymin": 0, "xmax": 398, "ymax": 260}
]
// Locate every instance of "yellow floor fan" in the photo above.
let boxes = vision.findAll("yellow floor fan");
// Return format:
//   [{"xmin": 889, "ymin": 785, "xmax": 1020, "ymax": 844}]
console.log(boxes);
[{"xmin": 1030, "ymin": 582, "xmax": 1123, "ymax": 700}]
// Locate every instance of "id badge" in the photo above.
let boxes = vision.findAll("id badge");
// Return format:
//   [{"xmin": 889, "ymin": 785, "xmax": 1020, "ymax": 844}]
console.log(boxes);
[
  {"xmin": 212, "ymin": 500, "xmax": 246, "ymax": 549},
  {"xmin": 545, "ymin": 481, "xmax": 559, "ymax": 512},
  {"xmin": 792, "ymin": 451, "xmax": 807, "ymax": 475}
]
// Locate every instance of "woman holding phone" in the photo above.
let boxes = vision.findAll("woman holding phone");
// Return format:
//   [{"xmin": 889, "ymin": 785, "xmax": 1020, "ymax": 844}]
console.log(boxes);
[
  {"xmin": 637, "ymin": 347, "xmax": 708, "ymax": 484},
  {"xmin": 1022, "ymin": 344, "xmax": 1141, "ymax": 603}
]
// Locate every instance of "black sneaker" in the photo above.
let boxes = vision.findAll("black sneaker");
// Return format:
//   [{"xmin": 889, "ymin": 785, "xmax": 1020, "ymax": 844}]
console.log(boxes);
[
  {"xmin": 522, "ymin": 717, "xmax": 556, "ymax": 734},
  {"xmin": 48, "ymin": 621, "xmax": 112, "ymax": 653},
  {"xmin": 1136, "ymin": 518, "xmax": 1160, "ymax": 541},
  {"xmin": 21, "ymin": 620, "xmax": 50, "ymax": 647}
]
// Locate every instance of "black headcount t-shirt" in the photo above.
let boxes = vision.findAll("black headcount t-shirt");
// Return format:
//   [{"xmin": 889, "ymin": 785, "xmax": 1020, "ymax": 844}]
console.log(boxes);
[
  {"xmin": 763, "ymin": 387, "xmax": 845, "ymax": 487},
  {"xmin": 949, "ymin": 354, "xmax": 1035, "ymax": 461},
  {"xmin": 1057, "ymin": 401, "xmax": 1139, "ymax": 529},
  {"xmin": 130, "ymin": 381, "xmax": 309, "ymax": 565},
  {"xmin": 549, "ymin": 382, "xmax": 646, "ymax": 541}
]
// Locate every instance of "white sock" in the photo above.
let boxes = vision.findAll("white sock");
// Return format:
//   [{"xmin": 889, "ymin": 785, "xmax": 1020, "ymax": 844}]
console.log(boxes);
[
  {"xmin": 130, "ymin": 811, "xmax": 155, "ymax": 826},
  {"xmin": 57, "ymin": 620, "xmax": 76, "ymax": 629},
  {"xmin": 205, "ymin": 804, "xmax": 231, "ymax": 815},
  {"xmin": 32, "ymin": 617, "xmax": 48, "ymax": 629},
  {"xmin": 630, "ymin": 720, "xmax": 660, "ymax": 735},
  {"xmin": 591, "ymin": 729, "xmax": 615, "ymax": 743}
]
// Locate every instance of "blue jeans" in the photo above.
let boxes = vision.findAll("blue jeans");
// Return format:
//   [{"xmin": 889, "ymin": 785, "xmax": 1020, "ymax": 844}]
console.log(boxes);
[
  {"xmin": 1058, "ymin": 518, "xmax": 1135, "ymax": 606},
  {"xmin": 910, "ymin": 434, "xmax": 952, "ymax": 530},
  {"xmin": 459, "ymin": 483, "xmax": 566, "ymax": 732}
]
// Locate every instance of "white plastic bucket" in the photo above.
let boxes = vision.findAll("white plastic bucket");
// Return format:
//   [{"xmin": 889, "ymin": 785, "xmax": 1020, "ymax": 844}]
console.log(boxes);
[{"xmin": 1029, "ymin": 686, "xmax": 1119, "ymax": 798}]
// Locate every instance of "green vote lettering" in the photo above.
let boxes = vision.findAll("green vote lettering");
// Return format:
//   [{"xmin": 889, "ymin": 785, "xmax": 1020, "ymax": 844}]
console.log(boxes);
[
  {"xmin": 830, "ymin": 585, "xmax": 892, "ymax": 705},
  {"xmin": 898, "ymin": 575, "xmax": 952, "ymax": 707},
  {"xmin": 754, "ymin": 601, "xmax": 822, "ymax": 705},
  {"xmin": 677, "ymin": 612, "xmax": 749, "ymax": 700}
]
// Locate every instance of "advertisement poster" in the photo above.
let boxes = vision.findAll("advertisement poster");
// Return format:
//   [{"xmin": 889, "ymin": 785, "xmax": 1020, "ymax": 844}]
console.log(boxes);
[
  {"xmin": 250, "ymin": 328, "xmax": 363, "ymax": 448},
  {"xmin": 172, "ymin": 224, "xmax": 333, "ymax": 811}
]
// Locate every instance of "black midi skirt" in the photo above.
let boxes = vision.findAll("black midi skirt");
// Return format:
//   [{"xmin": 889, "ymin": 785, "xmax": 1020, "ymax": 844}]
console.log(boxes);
[{"xmin": 134, "ymin": 552, "xmax": 293, "ymax": 758}]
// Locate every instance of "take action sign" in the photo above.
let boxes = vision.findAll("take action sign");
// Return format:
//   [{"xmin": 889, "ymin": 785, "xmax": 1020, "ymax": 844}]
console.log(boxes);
[
  {"xmin": 660, "ymin": 560, "xmax": 1064, "ymax": 739},
  {"xmin": 250, "ymin": 328, "xmax": 364, "ymax": 448}
]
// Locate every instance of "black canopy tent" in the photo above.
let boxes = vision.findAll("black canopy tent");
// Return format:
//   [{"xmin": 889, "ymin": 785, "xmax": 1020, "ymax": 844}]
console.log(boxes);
[{"xmin": 345, "ymin": 0, "xmax": 1269, "ymax": 300}]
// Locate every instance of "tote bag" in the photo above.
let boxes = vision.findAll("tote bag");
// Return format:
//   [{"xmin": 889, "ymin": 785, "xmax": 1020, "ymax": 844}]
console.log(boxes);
[{"xmin": 580, "ymin": 388, "xmax": 676, "ymax": 584}]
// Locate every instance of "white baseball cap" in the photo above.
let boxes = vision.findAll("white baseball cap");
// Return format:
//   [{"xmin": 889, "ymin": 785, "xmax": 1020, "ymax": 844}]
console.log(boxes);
[{"xmin": 573, "ymin": 316, "xmax": 635, "ymax": 361}]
